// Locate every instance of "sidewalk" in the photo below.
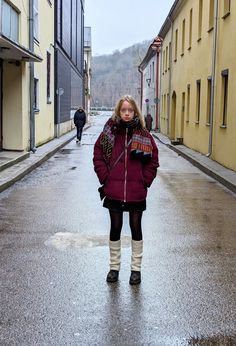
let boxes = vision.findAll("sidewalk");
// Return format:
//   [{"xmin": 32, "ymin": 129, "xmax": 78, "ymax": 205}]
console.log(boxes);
[
  {"xmin": 0, "ymin": 124, "xmax": 90, "ymax": 193},
  {"xmin": 152, "ymin": 132, "xmax": 236, "ymax": 195}
]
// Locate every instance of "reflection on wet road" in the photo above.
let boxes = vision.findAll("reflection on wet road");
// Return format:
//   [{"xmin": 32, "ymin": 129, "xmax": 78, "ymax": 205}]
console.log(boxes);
[{"xmin": 0, "ymin": 115, "xmax": 236, "ymax": 345}]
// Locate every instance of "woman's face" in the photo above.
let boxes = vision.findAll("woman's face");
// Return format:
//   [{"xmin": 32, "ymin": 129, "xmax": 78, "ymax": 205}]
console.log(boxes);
[{"xmin": 119, "ymin": 100, "xmax": 135, "ymax": 122}]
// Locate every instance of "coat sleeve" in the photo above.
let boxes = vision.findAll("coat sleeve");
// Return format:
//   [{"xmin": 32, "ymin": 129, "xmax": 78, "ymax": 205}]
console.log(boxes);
[
  {"xmin": 142, "ymin": 135, "xmax": 159, "ymax": 187},
  {"xmin": 93, "ymin": 134, "xmax": 109, "ymax": 184},
  {"xmin": 73, "ymin": 111, "xmax": 78, "ymax": 125},
  {"xmin": 83, "ymin": 112, "xmax": 86, "ymax": 126}
]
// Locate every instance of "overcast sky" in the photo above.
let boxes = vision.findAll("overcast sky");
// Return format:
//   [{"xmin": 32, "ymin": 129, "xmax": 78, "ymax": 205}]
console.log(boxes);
[{"xmin": 84, "ymin": 0, "xmax": 174, "ymax": 56}]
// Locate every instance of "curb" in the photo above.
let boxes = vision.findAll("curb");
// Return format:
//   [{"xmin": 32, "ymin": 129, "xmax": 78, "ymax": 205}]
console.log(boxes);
[
  {"xmin": 152, "ymin": 133, "xmax": 236, "ymax": 195},
  {"xmin": 0, "ymin": 152, "xmax": 30, "ymax": 173},
  {"xmin": 0, "ymin": 125, "xmax": 90, "ymax": 193}
]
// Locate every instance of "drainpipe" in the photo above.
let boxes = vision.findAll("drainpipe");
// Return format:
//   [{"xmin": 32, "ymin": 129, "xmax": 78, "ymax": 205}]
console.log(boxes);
[
  {"xmin": 155, "ymin": 38, "xmax": 163, "ymax": 132},
  {"xmin": 155, "ymin": 48, "xmax": 160, "ymax": 131},
  {"xmin": 138, "ymin": 66, "xmax": 143, "ymax": 111},
  {"xmin": 207, "ymin": 0, "xmax": 219, "ymax": 157},
  {"xmin": 29, "ymin": 1, "xmax": 36, "ymax": 152},
  {"xmin": 167, "ymin": 15, "xmax": 174, "ymax": 136}
]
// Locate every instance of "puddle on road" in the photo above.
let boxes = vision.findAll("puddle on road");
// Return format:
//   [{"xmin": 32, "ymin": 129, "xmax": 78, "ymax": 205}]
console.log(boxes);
[
  {"xmin": 60, "ymin": 149, "xmax": 79, "ymax": 154},
  {"xmin": 45, "ymin": 232, "xmax": 131, "ymax": 251}
]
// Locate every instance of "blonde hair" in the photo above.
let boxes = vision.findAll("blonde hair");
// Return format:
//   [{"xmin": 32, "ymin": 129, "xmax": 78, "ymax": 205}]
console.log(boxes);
[{"xmin": 112, "ymin": 95, "xmax": 145, "ymax": 128}]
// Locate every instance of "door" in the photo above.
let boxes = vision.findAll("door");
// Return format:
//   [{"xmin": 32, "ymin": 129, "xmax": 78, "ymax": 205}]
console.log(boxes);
[
  {"xmin": 170, "ymin": 91, "xmax": 176, "ymax": 140},
  {"xmin": 181, "ymin": 92, "xmax": 185, "ymax": 139}
]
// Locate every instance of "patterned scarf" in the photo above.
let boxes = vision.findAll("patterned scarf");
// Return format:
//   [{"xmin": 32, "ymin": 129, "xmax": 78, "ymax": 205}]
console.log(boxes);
[{"xmin": 100, "ymin": 117, "xmax": 153, "ymax": 164}]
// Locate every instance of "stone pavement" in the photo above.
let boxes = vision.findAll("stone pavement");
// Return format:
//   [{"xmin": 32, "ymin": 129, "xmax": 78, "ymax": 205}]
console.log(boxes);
[
  {"xmin": 152, "ymin": 132, "xmax": 236, "ymax": 195},
  {"xmin": 0, "ymin": 125, "xmax": 236, "ymax": 195},
  {"xmin": 0, "ymin": 124, "xmax": 90, "ymax": 193}
]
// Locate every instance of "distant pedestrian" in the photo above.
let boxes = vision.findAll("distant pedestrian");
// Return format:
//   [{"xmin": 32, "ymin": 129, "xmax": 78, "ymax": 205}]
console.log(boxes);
[
  {"xmin": 74, "ymin": 107, "xmax": 86, "ymax": 143},
  {"xmin": 145, "ymin": 113, "xmax": 153, "ymax": 132},
  {"xmin": 93, "ymin": 95, "xmax": 159, "ymax": 285}
]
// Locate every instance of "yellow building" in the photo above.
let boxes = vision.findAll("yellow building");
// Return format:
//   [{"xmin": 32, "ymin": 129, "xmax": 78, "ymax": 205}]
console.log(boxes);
[
  {"xmin": 159, "ymin": 0, "xmax": 236, "ymax": 171},
  {"xmin": 0, "ymin": 0, "xmax": 54, "ymax": 152}
]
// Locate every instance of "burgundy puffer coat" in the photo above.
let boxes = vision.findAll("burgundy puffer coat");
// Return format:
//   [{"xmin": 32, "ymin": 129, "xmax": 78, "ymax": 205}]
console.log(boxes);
[{"xmin": 93, "ymin": 126, "xmax": 159, "ymax": 202}]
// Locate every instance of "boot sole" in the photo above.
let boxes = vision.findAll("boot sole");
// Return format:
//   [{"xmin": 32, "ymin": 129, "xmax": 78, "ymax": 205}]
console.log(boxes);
[
  {"xmin": 129, "ymin": 279, "xmax": 141, "ymax": 285},
  {"xmin": 106, "ymin": 278, "xmax": 118, "ymax": 283}
]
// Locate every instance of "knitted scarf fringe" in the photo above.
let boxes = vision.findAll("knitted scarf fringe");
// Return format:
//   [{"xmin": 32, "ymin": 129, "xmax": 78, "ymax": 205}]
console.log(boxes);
[{"xmin": 100, "ymin": 118, "xmax": 153, "ymax": 163}]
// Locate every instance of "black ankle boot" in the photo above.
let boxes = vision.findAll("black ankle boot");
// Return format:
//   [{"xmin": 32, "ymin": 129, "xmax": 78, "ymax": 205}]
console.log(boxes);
[
  {"xmin": 106, "ymin": 270, "xmax": 119, "ymax": 283},
  {"xmin": 129, "ymin": 271, "xmax": 141, "ymax": 285}
]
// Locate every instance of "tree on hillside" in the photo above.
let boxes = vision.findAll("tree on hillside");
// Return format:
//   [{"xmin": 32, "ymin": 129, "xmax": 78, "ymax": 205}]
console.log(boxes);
[{"xmin": 90, "ymin": 40, "xmax": 150, "ymax": 108}]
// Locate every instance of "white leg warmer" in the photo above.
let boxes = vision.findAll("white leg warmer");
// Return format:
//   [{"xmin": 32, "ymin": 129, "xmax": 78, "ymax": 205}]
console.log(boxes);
[
  {"xmin": 131, "ymin": 240, "xmax": 143, "ymax": 271},
  {"xmin": 109, "ymin": 240, "xmax": 121, "ymax": 271}
]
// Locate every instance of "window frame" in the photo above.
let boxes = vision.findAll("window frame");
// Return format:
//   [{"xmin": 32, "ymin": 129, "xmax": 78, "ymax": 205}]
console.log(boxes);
[
  {"xmin": 198, "ymin": 0, "xmax": 203, "ymax": 42},
  {"xmin": 174, "ymin": 29, "xmax": 178, "ymax": 62},
  {"xmin": 196, "ymin": 79, "xmax": 201, "ymax": 124},
  {"xmin": 46, "ymin": 51, "xmax": 52, "ymax": 104},
  {"xmin": 206, "ymin": 76, "xmax": 212, "ymax": 125},
  {"xmin": 222, "ymin": 0, "xmax": 231, "ymax": 19},
  {"xmin": 33, "ymin": 0, "xmax": 39, "ymax": 42},
  {"xmin": 181, "ymin": 19, "xmax": 185, "ymax": 56},
  {"xmin": 1, "ymin": 0, "xmax": 19, "ymax": 42},
  {"xmin": 221, "ymin": 69, "xmax": 229, "ymax": 128},
  {"xmin": 33, "ymin": 77, "xmax": 39, "ymax": 113},
  {"xmin": 188, "ymin": 9, "xmax": 193, "ymax": 50},
  {"xmin": 186, "ymin": 84, "xmax": 190, "ymax": 122}
]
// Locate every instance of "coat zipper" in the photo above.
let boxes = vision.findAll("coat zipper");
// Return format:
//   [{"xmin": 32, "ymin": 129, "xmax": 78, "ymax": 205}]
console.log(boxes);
[{"xmin": 124, "ymin": 128, "xmax": 128, "ymax": 202}]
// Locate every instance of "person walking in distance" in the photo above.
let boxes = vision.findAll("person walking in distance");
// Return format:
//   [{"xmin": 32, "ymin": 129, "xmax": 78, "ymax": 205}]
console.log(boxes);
[
  {"xmin": 74, "ymin": 107, "xmax": 86, "ymax": 143},
  {"xmin": 93, "ymin": 95, "xmax": 159, "ymax": 285},
  {"xmin": 145, "ymin": 113, "xmax": 153, "ymax": 132}
]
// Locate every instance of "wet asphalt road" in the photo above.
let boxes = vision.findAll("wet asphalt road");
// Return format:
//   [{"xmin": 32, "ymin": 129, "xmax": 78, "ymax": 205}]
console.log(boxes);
[{"xmin": 0, "ymin": 115, "xmax": 236, "ymax": 346}]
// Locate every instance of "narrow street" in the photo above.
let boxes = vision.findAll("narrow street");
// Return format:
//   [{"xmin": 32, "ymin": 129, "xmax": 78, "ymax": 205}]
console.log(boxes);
[{"xmin": 0, "ymin": 115, "xmax": 236, "ymax": 346}]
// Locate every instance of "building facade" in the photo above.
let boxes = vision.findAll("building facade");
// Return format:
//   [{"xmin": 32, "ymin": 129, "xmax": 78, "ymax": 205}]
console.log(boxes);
[
  {"xmin": 159, "ymin": 0, "xmax": 236, "ymax": 171},
  {"xmin": 0, "ymin": 0, "xmax": 85, "ymax": 152},
  {"xmin": 139, "ymin": 37, "xmax": 162, "ymax": 130},
  {"xmin": 55, "ymin": 0, "xmax": 85, "ymax": 136}
]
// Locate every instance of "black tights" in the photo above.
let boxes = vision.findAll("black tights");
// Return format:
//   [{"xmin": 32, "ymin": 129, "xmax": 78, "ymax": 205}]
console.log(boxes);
[{"xmin": 109, "ymin": 210, "xmax": 143, "ymax": 241}]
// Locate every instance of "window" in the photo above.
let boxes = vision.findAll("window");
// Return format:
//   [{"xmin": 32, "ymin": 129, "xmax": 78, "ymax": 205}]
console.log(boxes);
[
  {"xmin": 186, "ymin": 84, "xmax": 190, "ymax": 122},
  {"xmin": 223, "ymin": 0, "xmax": 231, "ymax": 18},
  {"xmin": 34, "ymin": 78, "xmax": 39, "ymax": 111},
  {"xmin": 198, "ymin": 0, "xmax": 203, "ymax": 41},
  {"xmin": 163, "ymin": 49, "xmax": 165, "ymax": 74},
  {"xmin": 196, "ymin": 80, "xmax": 201, "ymax": 123},
  {"xmin": 174, "ymin": 29, "xmax": 178, "ymax": 61},
  {"xmin": 164, "ymin": 94, "xmax": 166, "ymax": 117},
  {"xmin": 221, "ymin": 69, "xmax": 229, "ymax": 127},
  {"xmin": 189, "ymin": 9, "xmax": 193, "ymax": 49},
  {"xmin": 47, "ymin": 52, "xmax": 51, "ymax": 103},
  {"xmin": 167, "ymin": 93, "xmax": 169, "ymax": 120},
  {"xmin": 209, "ymin": 0, "xmax": 214, "ymax": 31},
  {"xmin": 165, "ymin": 46, "xmax": 168, "ymax": 71},
  {"xmin": 168, "ymin": 42, "xmax": 171, "ymax": 69},
  {"xmin": 181, "ymin": 19, "xmax": 185, "ymax": 55},
  {"xmin": 152, "ymin": 61, "xmax": 155, "ymax": 81},
  {"xmin": 33, "ymin": 0, "xmax": 39, "ymax": 41},
  {"xmin": 1, "ymin": 0, "xmax": 19, "ymax": 42},
  {"xmin": 206, "ymin": 77, "xmax": 212, "ymax": 124}
]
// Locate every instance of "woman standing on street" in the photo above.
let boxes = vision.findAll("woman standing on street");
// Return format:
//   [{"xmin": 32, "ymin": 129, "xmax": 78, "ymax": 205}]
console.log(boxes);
[{"xmin": 93, "ymin": 95, "xmax": 159, "ymax": 285}]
